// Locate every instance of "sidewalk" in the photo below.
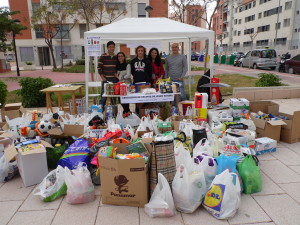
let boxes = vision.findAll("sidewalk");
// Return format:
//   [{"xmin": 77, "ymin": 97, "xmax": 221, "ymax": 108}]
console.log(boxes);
[{"xmin": 1, "ymin": 141, "xmax": 300, "ymax": 225}]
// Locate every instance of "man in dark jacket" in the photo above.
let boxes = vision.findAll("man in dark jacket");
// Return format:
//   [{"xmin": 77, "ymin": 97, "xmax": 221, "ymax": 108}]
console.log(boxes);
[{"xmin": 131, "ymin": 45, "xmax": 152, "ymax": 84}]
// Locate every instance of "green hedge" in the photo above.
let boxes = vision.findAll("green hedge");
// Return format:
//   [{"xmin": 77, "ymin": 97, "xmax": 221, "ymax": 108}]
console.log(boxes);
[{"xmin": 0, "ymin": 80, "xmax": 8, "ymax": 108}]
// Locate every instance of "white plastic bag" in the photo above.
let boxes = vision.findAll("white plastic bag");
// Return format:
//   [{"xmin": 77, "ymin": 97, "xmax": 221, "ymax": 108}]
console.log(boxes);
[
  {"xmin": 144, "ymin": 173, "xmax": 176, "ymax": 218},
  {"xmin": 65, "ymin": 163, "xmax": 95, "ymax": 204},
  {"xmin": 185, "ymin": 106, "xmax": 193, "ymax": 118},
  {"xmin": 202, "ymin": 169, "xmax": 241, "ymax": 219},
  {"xmin": 172, "ymin": 164, "xmax": 206, "ymax": 213},
  {"xmin": 136, "ymin": 116, "xmax": 148, "ymax": 132},
  {"xmin": 0, "ymin": 155, "xmax": 9, "ymax": 183},
  {"xmin": 116, "ymin": 112, "xmax": 141, "ymax": 128},
  {"xmin": 193, "ymin": 138, "xmax": 212, "ymax": 157},
  {"xmin": 33, "ymin": 165, "xmax": 67, "ymax": 202},
  {"xmin": 174, "ymin": 142, "xmax": 192, "ymax": 170},
  {"xmin": 125, "ymin": 124, "xmax": 135, "ymax": 141}
]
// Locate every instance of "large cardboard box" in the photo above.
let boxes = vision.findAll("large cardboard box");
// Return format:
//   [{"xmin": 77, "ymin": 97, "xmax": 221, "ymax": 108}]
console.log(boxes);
[
  {"xmin": 99, "ymin": 145, "xmax": 149, "ymax": 207},
  {"xmin": 250, "ymin": 101, "xmax": 286, "ymax": 142},
  {"xmin": 279, "ymin": 111, "xmax": 300, "ymax": 143},
  {"xmin": 1, "ymin": 103, "xmax": 26, "ymax": 121},
  {"xmin": 48, "ymin": 124, "xmax": 85, "ymax": 137},
  {"xmin": 4, "ymin": 140, "xmax": 51, "ymax": 187}
]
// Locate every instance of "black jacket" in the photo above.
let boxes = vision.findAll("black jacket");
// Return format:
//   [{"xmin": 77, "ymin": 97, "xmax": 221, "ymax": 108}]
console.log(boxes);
[{"xmin": 131, "ymin": 57, "xmax": 152, "ymax": 84}]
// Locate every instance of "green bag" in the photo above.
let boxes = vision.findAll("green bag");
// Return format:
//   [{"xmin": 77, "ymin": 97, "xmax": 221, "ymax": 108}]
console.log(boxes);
[
  {"xmin": 46, "ymin": 144, "xmax": 67, "ymax": 169},
  {"xmin": 237, "ymin": 155, "xmax": 262, "ymax": 194},
  {"xmin": 174, "ymin": 132, "xmax": 193, "ymax": 154}
]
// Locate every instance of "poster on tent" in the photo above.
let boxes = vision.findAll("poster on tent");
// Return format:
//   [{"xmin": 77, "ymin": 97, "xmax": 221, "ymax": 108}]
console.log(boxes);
[{"xmin": 86, "ymin": 37, "xmax": 101, "ymax": 56}]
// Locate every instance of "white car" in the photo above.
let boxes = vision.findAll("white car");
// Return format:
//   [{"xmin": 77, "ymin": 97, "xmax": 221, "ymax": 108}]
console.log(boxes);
[{"xmin": 240, "ymin": 49, "xmax": 277, "ymax": 70}]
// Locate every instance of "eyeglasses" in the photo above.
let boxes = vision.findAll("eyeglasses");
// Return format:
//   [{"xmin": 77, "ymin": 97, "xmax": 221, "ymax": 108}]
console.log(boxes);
[{"xmin": 172, "ymin": 46, "xmax": 179, "ymax": 48}]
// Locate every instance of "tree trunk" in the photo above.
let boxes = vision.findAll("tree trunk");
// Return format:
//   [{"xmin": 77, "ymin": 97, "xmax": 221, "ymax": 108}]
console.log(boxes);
[{"xmin": 49, "ymin": 44, "xmax": 57, "ymax": 69}]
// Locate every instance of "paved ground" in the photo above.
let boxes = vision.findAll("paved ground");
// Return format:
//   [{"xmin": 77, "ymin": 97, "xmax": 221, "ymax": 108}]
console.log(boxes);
[
  {"xmin": 2, "ymin": 62, "xmax": 300, "ymax": 91},
  {"xmin": 1, "ymin": 141, "xmax": 300, "ymax": 225}
]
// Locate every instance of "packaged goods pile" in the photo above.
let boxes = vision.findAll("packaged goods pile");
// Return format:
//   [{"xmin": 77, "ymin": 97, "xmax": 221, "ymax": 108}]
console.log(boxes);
[{"xmin": 0, "ymin": 96, "xmax": 289, "ymax": 220}]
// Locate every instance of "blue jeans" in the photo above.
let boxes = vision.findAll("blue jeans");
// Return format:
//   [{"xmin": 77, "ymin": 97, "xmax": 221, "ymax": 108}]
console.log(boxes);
[{"xmin": 171, "ymin": 79, "xmax": 187, "ymax": 101}]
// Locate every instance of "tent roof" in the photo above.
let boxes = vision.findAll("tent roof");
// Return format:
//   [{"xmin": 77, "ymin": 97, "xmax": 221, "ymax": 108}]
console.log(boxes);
[{"xmin": 84, "ymin": 17, "xmax": 214, "ymax": 41}]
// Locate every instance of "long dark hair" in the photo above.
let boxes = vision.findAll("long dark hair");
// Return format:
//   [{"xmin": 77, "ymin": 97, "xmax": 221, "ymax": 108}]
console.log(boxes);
[
  {"xmin": 116, "ymin": 52, "xmax": 127, "ymax": 71},
  {"xmin": 148, "ymin": 48, "xmax": 161, "ymax": 67}
]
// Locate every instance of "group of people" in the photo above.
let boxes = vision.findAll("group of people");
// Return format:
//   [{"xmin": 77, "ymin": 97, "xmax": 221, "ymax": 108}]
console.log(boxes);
[{"xmin": 97, "ymin": 41, "xmax": 188, "ymax": 113}]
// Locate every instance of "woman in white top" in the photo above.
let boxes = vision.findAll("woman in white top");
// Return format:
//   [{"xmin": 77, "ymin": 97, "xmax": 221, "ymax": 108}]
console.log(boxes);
[{"xmin": 116, "ymin": 52, "xmax": 131, "ymax": 113}]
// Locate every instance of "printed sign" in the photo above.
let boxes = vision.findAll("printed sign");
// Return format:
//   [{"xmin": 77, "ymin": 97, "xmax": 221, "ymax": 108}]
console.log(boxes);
[
  {"xmin": 86, "ymin": 37, "xmax": 101, "ymax": 56},
  {"xmin": 120, "ymin": 93, "xmax": 174, "ymax": 104}
]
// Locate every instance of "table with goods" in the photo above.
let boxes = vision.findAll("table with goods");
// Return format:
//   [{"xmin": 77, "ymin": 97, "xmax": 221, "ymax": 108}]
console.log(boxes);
[{"xmin": 1, "ymin": 91, "xmax": 289, "ymax": 220}]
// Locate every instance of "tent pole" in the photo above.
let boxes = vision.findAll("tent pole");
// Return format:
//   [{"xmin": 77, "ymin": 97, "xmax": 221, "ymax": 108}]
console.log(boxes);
[
  {"xmin": 188, "ymin": 38, "xmax": 191, "ymax": 100},
  {"xmin": 84, "ymin": 35, "xmax": 90, "ymax": 113},
  {"xmin": 208, "ymin": 34, "xmax": 214, "ymax": 79}
]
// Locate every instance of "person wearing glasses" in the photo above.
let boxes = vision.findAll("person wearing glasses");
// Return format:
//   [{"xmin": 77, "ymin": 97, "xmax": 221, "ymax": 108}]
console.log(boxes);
[{"xmin": 165, "ymin": 43, "xmax": 188, "ymax": 101}]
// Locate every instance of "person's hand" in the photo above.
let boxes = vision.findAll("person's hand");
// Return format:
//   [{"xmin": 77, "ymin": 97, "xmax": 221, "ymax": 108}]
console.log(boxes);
[{"xmin": 101, "ymin": 76, "xmax": 107, "ymax": 82}]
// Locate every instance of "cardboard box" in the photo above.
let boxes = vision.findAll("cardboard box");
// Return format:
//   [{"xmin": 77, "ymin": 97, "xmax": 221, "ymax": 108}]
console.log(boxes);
[
  {"xmin": 4, "ymin": 140, "xmax": 51, "ymax": 187},
  {"xmin": 1, "ymin": 103, "xmax": 26, "ymax": 121},
  {"xmin": 250, "ymin": 101, "xmax": 286, "ymax": 142},
  {"xmin": 99, "ymin": 146, "xmax": 149, "ymax": 207},
  {"xmin": 48, "ymin": 124, "xmax": 85, "ymax": 137},
  {"xmin": 69, "ymin": 96, "xmax": 86, "ymax": 115},
  {"xmin": 255, "ymin": 137, "xmax": 277, "ymax": 155},
  {"xmin": 279, "ymin": 111, "xmax": 300, "ymax": 144}
]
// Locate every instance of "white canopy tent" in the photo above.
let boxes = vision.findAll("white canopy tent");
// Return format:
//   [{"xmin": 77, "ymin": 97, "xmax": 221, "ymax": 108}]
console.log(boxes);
[{"xmin": 84, "ymin": 18, "xmax": 215, "ymax": 111}]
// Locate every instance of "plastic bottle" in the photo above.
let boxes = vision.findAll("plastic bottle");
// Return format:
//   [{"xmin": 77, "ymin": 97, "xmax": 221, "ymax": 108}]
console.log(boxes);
[
  {"xmin": 106, "ymin": 105, "xmax": 114, "ymax": 122},
  {"xmin": 171, "ymin": 106, "xmax": 178, "ymax": 116}
]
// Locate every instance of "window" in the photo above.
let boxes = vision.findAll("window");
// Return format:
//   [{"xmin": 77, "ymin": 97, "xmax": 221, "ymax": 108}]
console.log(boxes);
[
  {"xmin": 53, "ymin": 1, "xmax": 69, "ymax": 10},
  {"xmin": 253, "ymin": 1, "xmax": 256, "ymax": 7},
  {"xmin": 54, "ymin": 25, "xmax": 70, "ymax": 39},
  {"xmin": 295, "ymin": 29, "xmax": 297, "ymax": 32},
  {"xmin": 251, "ymin": 50, "xmax": 259, "ymax": 56},
  {"xmin": 55, "ymin": 46, "xmax": 72, "ymax": 60},
  {"xmin": 275, "ymin": 38, "xmax": 287, "ymax": 45},
  {"xmin": 264, "ymin": 6, "xmax": 282, "ymax": 17},
  {"xmin": 235, "ymin": 8, "xmax": 238, "ymax": 13},
  {"xmin": 285, "ymin": 1, "xmax": 292, "ymax": 10},
  {"xmin": 79, "ymin": 24, "xmax": 86, "ymax": 39},
  {"xmin": 234, "ymin": 19, "xmax": 237, "ymax": 24},
  {"xmin": 256, "ymin": 39, "xmax": 269, "ymax": 46},
  {"xmin": 238, "ymin": 31, "xmax": 241, "ymax": 36},
  {"xmin": 243, "ymin": 41, "xmax": 253, "ymax": 47},
  {"xmin": 239, "ymin": 19, "xmax": 242, "ymax": 24},
  {"xmin": 261, "ymin": 49, "xmax": 276, "ymax": 58},
  {"xmin": 138, "ymin": 3, "xmax": 146, "ymax": 17},
  {"xmin": 20, "ymin": 47, "xmax": 34, "ymax": 62},
  {"xmin": 297, "ymin": 11, "xmax": 299, "ymax": 15},
  {"xmin": 233, "ymin": 42, "xmax": 240, "ymax": 47},
  {"xmin": 244, "ymin": 28, "xmax": 254, "ymax": 35},
  {"xmin": 258, "ymin": 12, "xmax": 262, "ymax": 19},
  {"xmin": 257, "ymin": 25, "xmax": 270, "ymax": 32},
  {"xmin": 245, "ymin": 15, "xmax": 255, "ymax": 22},
  {"xmin": 275, "ymin": 22, "xmax": 281, "ymax": 30},
  {"xmin": 106, "ymin": 2, "xmax": 126, "ymax": 11},
  {"xmin": 292, "ymin": 55, "xmax": 300, "ymax": 60},
  {"xmin": 283, "ymin": 18, "xmax": 290, "ymax": 27},
  {"xmin": 239, "ymin": 7, "xmax": 243, "ymax": 12},
  {"xmin": 260, "ymin": 0, "xmax": 271, "ymax": 4},
  {"xmin": 32, "ymin": 3, "xmax": 40, "ymax": 15},
  {"xmin": 35, "ymin": 26, "xmax": 43, "ymax": 39},
  {"xmin": 234, "ymin": 30, "xmax": 237, "ymax": 36}
]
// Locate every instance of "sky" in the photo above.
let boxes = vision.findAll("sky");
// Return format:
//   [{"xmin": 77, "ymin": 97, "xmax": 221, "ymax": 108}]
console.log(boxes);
[{"xmin": 0, "ymin": 0, "xmax": 9, "ymax": 7}]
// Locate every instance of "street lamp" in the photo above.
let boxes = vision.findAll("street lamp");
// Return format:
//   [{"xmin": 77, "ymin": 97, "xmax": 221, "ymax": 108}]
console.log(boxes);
[
  {"xmin": 145, "ymin": 5, "xmax": 153, "ymax": 17},
  {"xmin": 12, "ymin": 19, "xmax": 21, "ymax": 76}
]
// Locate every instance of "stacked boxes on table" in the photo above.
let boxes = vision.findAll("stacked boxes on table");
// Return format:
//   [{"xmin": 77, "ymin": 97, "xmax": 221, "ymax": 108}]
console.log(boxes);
[
  {"xmin": 230, "ymin": 98, "xmax": 250, "ymax": 121},
  {"xmin": 194, "ymin": 93, "xmax": 208, "ymax": 121}
]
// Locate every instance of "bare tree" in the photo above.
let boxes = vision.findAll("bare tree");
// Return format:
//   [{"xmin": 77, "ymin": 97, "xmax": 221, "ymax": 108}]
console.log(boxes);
[{"xmin": 246, "ymin": 27, "xmax": 259, "ymax": 68}]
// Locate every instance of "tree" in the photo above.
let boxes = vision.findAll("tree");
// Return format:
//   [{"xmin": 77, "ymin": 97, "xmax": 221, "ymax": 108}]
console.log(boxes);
[
  {"xmin": 31, "ymin": 0, "xmax": 77, "ymax": 70},
  {"xmin": 0, "ymin": 7, "xmax": 27, "ymax": 52}
]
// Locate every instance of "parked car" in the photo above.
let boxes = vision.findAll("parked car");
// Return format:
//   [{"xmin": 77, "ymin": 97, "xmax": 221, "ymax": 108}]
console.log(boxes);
[
  {"xmin": 233, "ymin": 53, "xmax": 245, "ymax": 66},
  {"xmin": 239, "ymin": 49, "xmax": 277, "ymax": 70},
  {"xmin": 191, "ymin": 52, "xmax": 200, "ymax": 61},
  {"xmin": 285, "ymin": 54, "xmax": 300, "ymax": 74}
]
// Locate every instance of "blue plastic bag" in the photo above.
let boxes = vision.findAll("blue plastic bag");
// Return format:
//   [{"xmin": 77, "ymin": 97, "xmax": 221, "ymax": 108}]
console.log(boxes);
[
  {"xmin": 216, "ymin": 154, "xmax": 240, "ymax": 175},
  {"xmin": 57, "ymin": 139, "xmax": 90, "ymax": 170}
]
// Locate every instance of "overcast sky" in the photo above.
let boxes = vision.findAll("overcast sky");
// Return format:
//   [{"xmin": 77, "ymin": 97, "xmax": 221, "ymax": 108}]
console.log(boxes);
[{"xmin": 0, "ymin": 0, "xmax": 9, "ymax": 7}]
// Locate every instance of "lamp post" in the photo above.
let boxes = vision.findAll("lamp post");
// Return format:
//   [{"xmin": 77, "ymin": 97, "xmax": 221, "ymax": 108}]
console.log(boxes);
[
  {"xmin": 12, "ymin": 19, "xmax": 21, "ymax": 76},
  {"xmin": 145, "ymin": 5, "xmax": 153, "ymax": 17}
]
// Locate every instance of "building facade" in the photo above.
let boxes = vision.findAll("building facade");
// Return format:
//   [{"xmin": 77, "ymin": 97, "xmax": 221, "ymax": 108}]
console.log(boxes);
[
  {"xmin": 8, "ymin": 0, "xmax": 169, "ymax": 67},
  {"xmin": 212, "ymin": 0, "xmax": 300, "ymax": 55}
]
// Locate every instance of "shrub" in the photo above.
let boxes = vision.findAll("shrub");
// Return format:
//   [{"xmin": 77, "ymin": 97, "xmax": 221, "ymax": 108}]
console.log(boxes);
[
  {"xmin": 255, "ymin": 73, "xmax": 284, "ymax": 87},
  {"xmin": 17, "ymin": 77, "xmax": 54, "ymax": 107},
  {"xmin": 25, "ymin": 61, "xmax": 33, "ymax": 65},
  {"xmin": 0, "ymin": 80, "xmax": 8, "ymax": 108},
  {"xmin": 75, "ymin": 59, "xmax": 85, "ymax": 65}
]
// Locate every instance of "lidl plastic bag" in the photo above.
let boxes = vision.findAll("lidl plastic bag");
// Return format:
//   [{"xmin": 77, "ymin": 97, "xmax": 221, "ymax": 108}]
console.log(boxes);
[
  {"xmin": 33, "ymin": 165, "xmax": 67, "ymax": 202},
  {"xmin": 194, "ymin": 154, "xmax": 217, "ymax": 189},
  {"xmin": 65, "ymin": 163, "xmax": 95, "ymax": 204},
  {"xmin": 203, "ymin": 169, "xmax": 241, "ymax": 219},
  {"xmin": 144, "ymin": 173, "xmax": 176, "ymax": 218},
  {"xmin": 237, "ymin": 155, "xmax": 262, "ymax": 194},
  {"xmin": 172, "ymin": 164, "xmax": 206, "ymax": 213},
  {"xmin": 216, "ymin": 154, "xmax": 240, "ymax": 175},
  {"xmin": 57, "ymin": 139, "xmax": 90, "ymax": 170}
]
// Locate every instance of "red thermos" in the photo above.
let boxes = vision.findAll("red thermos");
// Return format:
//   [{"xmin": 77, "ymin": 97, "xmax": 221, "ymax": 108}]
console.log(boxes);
[{"xmin": 210, "ymin": 77, "xmax": 220, "ymax": 105}]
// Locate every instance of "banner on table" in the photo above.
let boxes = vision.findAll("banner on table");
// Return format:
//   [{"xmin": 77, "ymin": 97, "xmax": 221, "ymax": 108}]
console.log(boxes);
[{"xmin": 120, "ymin": 93, "xmax": 174, "ymax": 104}]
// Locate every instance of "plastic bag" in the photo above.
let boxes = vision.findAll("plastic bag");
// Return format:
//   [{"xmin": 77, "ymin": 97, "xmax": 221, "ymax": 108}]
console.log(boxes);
[
  {"xmin": 203, "ymin": 169, "xmax": 241, "ymax": 219},
  {"xmin": 174, "ymin": 142, "xmax": 192, "ymax": 171},
  {"xmin": 144, "ymin": 173, "xmax": 176, "ymax": 218},
  {"xmin": 216, "ymin": 154, "xmax": 240, "ymax": 175},
  {"xmin": 65, "ymin": 163, "xmax": 95, "ymax": 204},
  {"xmin": 57, "ymin": 139, "xmax": 90, "ymax": 170},
  {"xmin": 237, "ymin": 155, "xmax": 262, "ymax": 194},
  {"xmin": 185, "ymin": 106, "xmax": 193, "ymax": 118},
  {"xmin": 0, "ymin": 155, "xmax": 9, "ymax": 183},
  {"xmin": 125, "ymin": 124, "xmax": 135, "ymax": 141},
  {"xmin": 193, "ymin": 138, "xmax": 212, "ymax": 157},
  {"xmin": 194, "ymin": 154, "xmax": 218, "ymax": 189},
  {"xmin": 33, "ymin": 165, "xmax": 67, "ymax": 202},
  {"xmin": 116, "ymin": 112, "xmax": 141, "ymax": 128},
  {"xmin": 172, "ymin": 164, "xmax": 206, "ymax": 213}
]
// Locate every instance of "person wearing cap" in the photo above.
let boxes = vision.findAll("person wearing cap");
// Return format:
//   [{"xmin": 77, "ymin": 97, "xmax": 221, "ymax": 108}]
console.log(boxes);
[{"xmin": 98, "ymin": 41, "xmax": 118, "ymax": 108}]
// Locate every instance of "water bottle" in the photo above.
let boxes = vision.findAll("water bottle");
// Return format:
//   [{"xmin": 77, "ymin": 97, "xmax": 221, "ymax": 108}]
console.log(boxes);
[
  {"xmin": 106, "ymin": 105, "xmax": 114, "ymax": 122},
  {"xmin": 171, "ymin": 106, "xmax": 178, "ymax": 116}
]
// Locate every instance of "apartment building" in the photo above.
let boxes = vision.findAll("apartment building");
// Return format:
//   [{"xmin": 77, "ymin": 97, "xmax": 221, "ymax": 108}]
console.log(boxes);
[
  {"xmin": 212, "ymin": 0, "xmax": 300, "ymax": 55},
  {"xmin": 8, "ymin": 0, "xmax": 168, "ymax": 67}
]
